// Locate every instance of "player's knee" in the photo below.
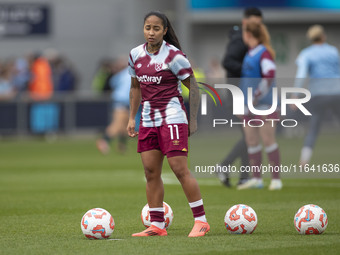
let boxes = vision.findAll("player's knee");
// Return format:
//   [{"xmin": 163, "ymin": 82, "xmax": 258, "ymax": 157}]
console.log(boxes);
[
  {"xmin": 172, "ymin": 167, "xmax": 190, "ymax": 182},
  {"xmin": 144, "ymin": 167, "xmax": 161, "ymax": 181},
  {"xmin": 262, "ymin": 138, "xmax": 276, "ymax": 147}
]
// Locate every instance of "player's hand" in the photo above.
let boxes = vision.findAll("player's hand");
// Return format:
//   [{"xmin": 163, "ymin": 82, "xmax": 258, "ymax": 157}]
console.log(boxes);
[
  {"xmin": 127, "ymin": 119, "xmax": 139, "ymax": 138},
  {"xmin": 189, "ymin": 119, "xmax": 197, "ymax": 136}
]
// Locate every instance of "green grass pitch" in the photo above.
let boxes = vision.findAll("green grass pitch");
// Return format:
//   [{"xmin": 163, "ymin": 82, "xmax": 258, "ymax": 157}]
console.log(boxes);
[{"xmin": 0, "ymin": 133, "xmax": 339, "ymax": 255}]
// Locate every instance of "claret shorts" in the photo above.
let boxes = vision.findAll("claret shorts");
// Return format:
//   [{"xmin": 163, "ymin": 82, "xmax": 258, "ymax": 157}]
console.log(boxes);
[{"xmin": 137, "ymin": 123, "xmax": 188, "ymax": 158}]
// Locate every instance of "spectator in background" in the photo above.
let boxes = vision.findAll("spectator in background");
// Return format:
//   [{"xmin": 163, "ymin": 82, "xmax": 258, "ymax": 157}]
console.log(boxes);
[
  {"xmin": 292, "ymin": 25, "xmax": 340, "ymax": 166},
  {"xmin": 11, "ymin": 56, "xmax": 30, "ymax": 95},
  {"xmin": 45, "ymin": 49, "xmax": 78, "ymax": 93},
  {"xmin": 28, "ymin": 52, "xmax": 59, "ymax": 135},
  {"xmin": 92, "ymin": 58, "xmax": 114, "ymax": 94},
  {"xmin": 96, "ymin": 56, "xmax": 131, "ymax": 154},
  {"xmin": 53, "ymin": 55, "xmax": 78, "ymax": 92},
  {"xmin": 218, "ymin": 7, "xmax": 263, "ymax": 187},
  {"xmin": 28, "ymin": 52, "xmax": 54, "ymax": 101},
  {"xmin": 0, "ymin": 59, "xmax": 16, "ymax": 100}
]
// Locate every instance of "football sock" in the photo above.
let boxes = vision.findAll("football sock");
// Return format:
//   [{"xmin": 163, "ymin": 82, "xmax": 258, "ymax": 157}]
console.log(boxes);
[
  {"xmin": 189, "ymin": 199, "xmax": 207, "ymax": 222},
  {"xmin": 266, "ymin": 143, "xmax": 280, "ymax": 179},
  {"xmin": 248, "ymin": 145, "xmax": 262, "ymax": 179},
  {"xmin": 149, "ymin": 207, "xmax": 165, "ymax": 229}
]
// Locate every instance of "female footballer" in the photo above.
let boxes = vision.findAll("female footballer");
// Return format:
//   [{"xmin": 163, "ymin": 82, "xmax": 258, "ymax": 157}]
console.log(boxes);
[
  {"xmin": 127, "ymin": 11, "xmax": 210, "ymax": 237},
  {"xmin": 237, "ymin": 21, "xmax": 283, "ymax": 190}
]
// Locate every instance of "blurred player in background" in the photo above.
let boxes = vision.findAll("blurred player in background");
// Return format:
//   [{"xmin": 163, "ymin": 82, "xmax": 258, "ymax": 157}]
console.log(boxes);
[
  {"xmin": 292, "ymin": 25, "xmax": 340, "ymax": 166},
  {"xmin": 96, "ymin": 57, "xmax": 130, "ymax": 154},
  {"xmin": 127, "ymin": 11, "xmax": 209, "ymax": 237},
  {"xmin": 236, "ymin": 21, "xmax": 282, "ymax": 191},
  {"xmin": 218, "ymin": 7, "xmax": 263, "ymax": 187}
]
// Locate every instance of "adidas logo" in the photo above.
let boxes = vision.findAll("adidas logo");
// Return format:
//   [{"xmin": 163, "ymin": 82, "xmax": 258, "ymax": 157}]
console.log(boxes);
[
  {"xmin": 145, "ymin": 230, "xmax": 158, "ymax": 236},
  {"xmin": 200, "ymin": 226, "xmax": 208, "ymax": 232}
]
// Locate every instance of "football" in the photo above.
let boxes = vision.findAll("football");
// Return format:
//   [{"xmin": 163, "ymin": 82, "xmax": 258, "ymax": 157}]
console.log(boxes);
[
  {"xmin": 224, "ymin": 204, "xmax": 257, "ymax": 234},
  {"xmin": 294, "ymin": 204, "xmax": 328, "ymax": 234},
  {"xmin": 81, "ymin": 208, "xmax": 115, "ymax": 239},
  {"xmin": 141, "ymin": 202, "xmax": 174, "ymax": 229}
]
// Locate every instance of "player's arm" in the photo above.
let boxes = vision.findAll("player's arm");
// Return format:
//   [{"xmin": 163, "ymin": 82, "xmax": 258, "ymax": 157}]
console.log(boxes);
[
  {"xmin": 253, "ymin": 51, "xmax": 276, "ymax": 105},
  {"xmin": 127, "ymin": 77, "xmax": 141, "ymax": 137},
  {"xmin": 182, "ymin": 75, "xmax": 199, "ymax": 136},
  {"xmin": 290, "ymin": 53, "xmax": 308, "ymax": 111}
]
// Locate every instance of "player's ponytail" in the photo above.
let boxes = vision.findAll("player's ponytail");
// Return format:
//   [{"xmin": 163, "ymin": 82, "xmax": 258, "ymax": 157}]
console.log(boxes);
[
  {"xmin": 259, "ymin": 23, "xmax": 275, "ymax": 60},
  {"xmin": 245, "ymin": 21, "xmax": 276, "ymax": 59},
  {"xmin": 144, "ymin": 11, "xmax": 182, "ymax": 51}
]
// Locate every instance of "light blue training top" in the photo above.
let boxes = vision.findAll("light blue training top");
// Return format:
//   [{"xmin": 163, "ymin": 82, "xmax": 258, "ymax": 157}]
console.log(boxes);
[
  {"xmin": 295, "ymin": 43, "xmax": 340, "ymax": 97},
  {"xmin": 110, "ymin": 67, "xmax": 131, "ymax": 105}
]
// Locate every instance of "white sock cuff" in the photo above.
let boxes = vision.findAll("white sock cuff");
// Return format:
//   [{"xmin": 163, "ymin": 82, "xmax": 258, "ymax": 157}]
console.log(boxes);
[
  {"xmin": 149, "ymin": 207, "xmax": 164, "ymax": 212},
  {"xmin": 248, "ymin": 145, "xmax": 262, "ymax": 154},
  {"xmin": 189, "ymin": 199, "xmax": 203, "ymax": 208},
  {"xmin": 151, "ymin": 222, "xmax": 165, "ymax": 229},
  {"xmin": 265, "ymin": 143, "xmax": 278, "ymax": 153}
]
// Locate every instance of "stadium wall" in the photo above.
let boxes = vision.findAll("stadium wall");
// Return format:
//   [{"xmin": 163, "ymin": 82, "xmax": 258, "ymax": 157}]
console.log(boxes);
[{"xmin": 0, "ymin": 0, "xmax": 339, "ymax": 89}]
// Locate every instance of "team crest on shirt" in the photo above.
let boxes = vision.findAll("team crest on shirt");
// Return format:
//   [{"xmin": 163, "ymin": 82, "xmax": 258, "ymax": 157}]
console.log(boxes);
[{"xmin": 155, "ymin": 63, "xmax": 163, "ymax": 72}]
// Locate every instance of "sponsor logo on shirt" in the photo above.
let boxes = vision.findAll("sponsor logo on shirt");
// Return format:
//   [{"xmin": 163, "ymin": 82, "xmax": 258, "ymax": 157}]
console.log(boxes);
[{"xmin": 137, "ymin": 75, "xmax": 162, "ymax": 84}]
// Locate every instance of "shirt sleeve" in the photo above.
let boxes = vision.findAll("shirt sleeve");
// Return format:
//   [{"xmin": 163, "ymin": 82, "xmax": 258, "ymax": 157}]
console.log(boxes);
[
  {"xmin": 295, "ymin": 53, "xmax": 309, "ymax": 79},
  {"xmin": 254, "ymin": 51, "xmax": 276, "ymax": 99},
  {"xmin": 128, "ymin": 52, "xmax": 136, "ymax": 77},
  {"xmin": 294, "ymin": 52, "xmax": 309, "ymax": 89},
  {"xmin": 260, "ymin": 51, "xmax": 276, "ymax": 78},
  {"xmin": 169, "ymin": 52, "xmax": 193, "ymax": 80}
]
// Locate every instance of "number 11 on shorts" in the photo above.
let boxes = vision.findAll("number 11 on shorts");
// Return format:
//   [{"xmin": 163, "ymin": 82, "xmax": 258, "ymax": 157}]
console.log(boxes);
[{"xmin": 168, "ymin": 125, "xmax": 179, "ymax": 140}]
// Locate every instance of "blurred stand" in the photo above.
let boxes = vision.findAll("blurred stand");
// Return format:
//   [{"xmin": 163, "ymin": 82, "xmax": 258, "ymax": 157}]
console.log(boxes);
[{"xmin": 0, "ymin": 91, "xmax": 112, "ymax": 138}]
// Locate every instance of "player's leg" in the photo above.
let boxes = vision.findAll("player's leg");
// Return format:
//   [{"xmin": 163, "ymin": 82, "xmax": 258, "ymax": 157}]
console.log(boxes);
[
  {"xmin": 218, "ymin": 119, "xmax": 249, "ymax": 187},
  {"xmin": 259, "ymin": 121, "xmax": 282, "ymax": 190},
  {"xmin": 300, "ymin": 97, "xmax": 325, "ymax": 166},
  {"xmin": 97, "ymin": 106, "xmax": 129, "ymax": 154},
  {"xmin": 167, "ymin": 155, "xmax": 210, "ymax": 237},
  {"xmin": 142, "ymin": 150, "xmax": 165, "ymax": 222},
  {"xmin": 218, "ymin": 137, "xmax": 248, "ymax": 187},
  {"xmin": 168, "ymin": 155, "xmax": 202, "ymax": 203},
  {"xmin": 238, "ymin": 131, "xmax": 250, "ymax": 184},
  {"xmin": 96, "ymin": 110, "xmax": 115, "ymax": 154},
  {"xmin": 237, "ymin": 125, "xmax": 263, "ymax": 190},
  {"xmin": 116, "ymin": 107, "xmax": 129, "ymax": 152},
  {"xmin": 132, "ymin": 149, "xmax": 167, "ymax": 236},
  {"xmin": 161, "ymin": 123, "xmax": 209, "ymax": 236}
]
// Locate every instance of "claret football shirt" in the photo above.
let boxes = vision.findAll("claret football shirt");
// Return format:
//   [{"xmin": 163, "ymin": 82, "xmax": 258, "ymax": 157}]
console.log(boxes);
[{"xmin": 128, "ymin": 40, "xmax": 193, "ymax": 127}]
